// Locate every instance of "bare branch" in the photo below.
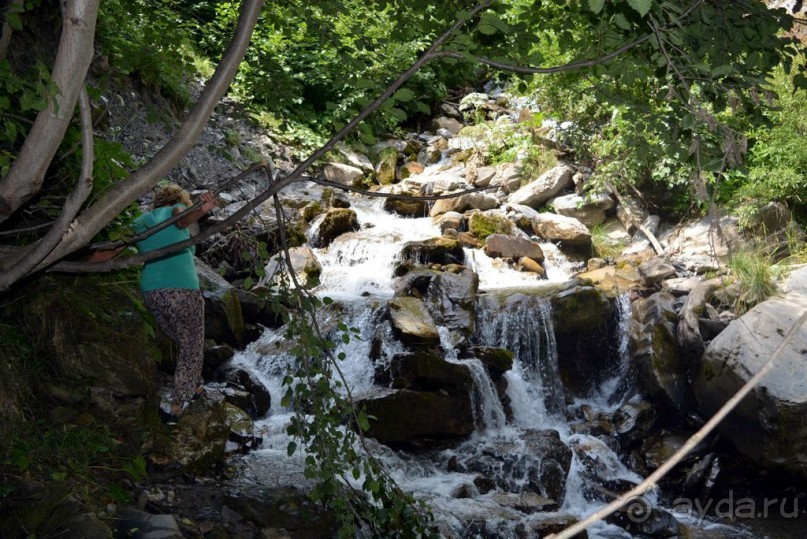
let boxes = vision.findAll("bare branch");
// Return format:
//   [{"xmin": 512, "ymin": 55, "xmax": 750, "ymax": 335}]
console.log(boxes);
[
  {"xmin": 549, "ymin": 309, "xmax": 807, "ymax": 539},
  {"xmin": 0, "ymin": 87, "xmax": 94, "ymax": 289},
  {"xmin": 0, "ymin": 0, "xmax": 100, "ymax": 223}
]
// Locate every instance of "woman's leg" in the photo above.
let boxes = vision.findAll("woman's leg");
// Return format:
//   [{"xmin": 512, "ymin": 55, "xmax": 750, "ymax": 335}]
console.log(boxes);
[{"xmin": 144, "ymin": 288, "xmax": 205, "ymax": 413}]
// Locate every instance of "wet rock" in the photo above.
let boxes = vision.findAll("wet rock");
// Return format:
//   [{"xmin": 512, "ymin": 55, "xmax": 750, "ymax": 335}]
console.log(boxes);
[
  {"xmin": 197, "ymin": 259, "xmax": 245, "ymax": 347},
  {"xmin": 219, "ymin": 366, "xmax": 271, "ymax": 417},
  {"xmin": 359, "ymin": 389, "xmax": 474, "ymax": 448},
  {"xmin": 225, "ymin": 402, "xmax": 261, "ymax": 451},
  {"xmin": 429, "ymin": 190, "xmax": 500, "ymax": 216},
  {"xmin": 517, "ymin": 256, "xmax": 546, "ymax": 276},
  {"xmin": 532, "ymin": 213, "xmax": 591, "ymax": 246},
  {"xmin": 520, "ymin": 515, "xmax": 589, "ymax": 539},
  {"xmin": 399, "ymin": 237, "xmax": 464, "ymax": 266},
  {"xmin": 115, "ymin": 507, "xmax": 181, "ymax": 538},
  {"xmin": 507, "ymin": 163, "xmax": 575, "ymax": 208},
  {"xmin": 484, "ymin": 234, "xmax": 545, "ymax": 263},
  {"xmin": 374, "ymin": 145, "xmax": 400, "ymax": 185},
  {"xmin": 607, "ymin": 506, "xmax": 680, "ymax": 538},
  {"xmin": 551, "ymin": 286, "xmax": 611, "ymax": 333},
  {"xmin": 234, "ymin": 288, "xmax": 282, "ymax": 328},
  {"xmin": 491, "ymin": 492, "xmax": 558, "ymax": 513},
  {"xmin": 434, "ymin": 211, "xmax": 464, "ymax": 232},
  {"xmin": 459, "ymin": 429, "xmax": 573, "ymax": 503},
  {"xmin": 388, "ymin": 297, "xmax": 440, "ymax": 346},
  {"xmin": 694, "ymin": 267, "xmax": 807, "ymax": 479},
  {"xmin": 424, "ymin": 268, "xmax": 479, "ymax": 335},
  {"xmin": 203, "ymin": 343, "xmax": 234, "ymax": 377},
  {"xmin": 390, "ymin": 352, "xmax": 474, "ymax": 394},
  {"xmin": 613, "ymin": 400, "xmax": 657, "ymax": 447},
  {"xmin": 383, "ymin": 194, "xmax": 429, "ymax": 217},
  {"xmin": 431, "ymin": 116, "xmax": 463, "ymax": 134},
  {"xmin": 630, "ymin": 292, "xmax": 689, "ymax": 412},
  {"xmin": 457, "ymin": 345, "xmax": 514, "ymax": 380},
  {"xmin": 311, "ymin": 208, "xmax": 360, "ymax": 248}
]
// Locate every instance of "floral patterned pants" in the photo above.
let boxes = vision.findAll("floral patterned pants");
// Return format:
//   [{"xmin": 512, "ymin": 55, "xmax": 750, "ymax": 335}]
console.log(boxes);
[{"xmin": 143, "ymin": 288, "xmax": 205, "ymax": 408}]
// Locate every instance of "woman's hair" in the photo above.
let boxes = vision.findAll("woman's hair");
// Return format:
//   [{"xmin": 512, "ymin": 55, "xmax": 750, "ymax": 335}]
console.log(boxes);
[{"xmin": 153, "ymin": 183, "xmax": 192, "ymax": 209}]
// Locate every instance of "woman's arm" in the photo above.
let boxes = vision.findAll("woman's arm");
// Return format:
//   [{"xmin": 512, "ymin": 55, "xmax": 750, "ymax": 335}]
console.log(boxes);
[{"xmin": 174, "ymin": 192, "xmax": 218, "ymax": 229}]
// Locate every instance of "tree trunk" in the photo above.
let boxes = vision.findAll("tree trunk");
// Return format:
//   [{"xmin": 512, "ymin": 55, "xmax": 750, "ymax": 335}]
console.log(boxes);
[{"xmin": 0, "ymin": 0, "xmax": 99, "ymax": 223}]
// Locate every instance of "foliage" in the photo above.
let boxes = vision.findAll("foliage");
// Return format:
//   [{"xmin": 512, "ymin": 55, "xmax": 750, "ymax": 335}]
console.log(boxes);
[
  {"xmin": 728, "ymin": 247, "xmax": 778, "ymax": 314},
  {"xmin": 590, "ymin": 224, "xmax": 628, "ymax": 260}
]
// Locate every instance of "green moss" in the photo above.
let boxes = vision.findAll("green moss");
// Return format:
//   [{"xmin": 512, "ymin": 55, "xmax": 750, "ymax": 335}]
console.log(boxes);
[{"xmin": 468, "ymin": 212, "xmax": 513, "ymax": 241}]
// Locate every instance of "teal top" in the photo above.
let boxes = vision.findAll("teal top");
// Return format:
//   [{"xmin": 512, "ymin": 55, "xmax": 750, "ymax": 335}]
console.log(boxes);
[{"xmin": 133, "ymin": 204, "xmax": 199, "ymax": 292}]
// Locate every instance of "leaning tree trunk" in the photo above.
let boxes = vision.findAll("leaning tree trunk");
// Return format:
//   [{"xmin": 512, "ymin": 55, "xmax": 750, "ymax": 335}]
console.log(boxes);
[{"xmin": 0, "ymin": 0, "xmax": 99, "ymax": 224}]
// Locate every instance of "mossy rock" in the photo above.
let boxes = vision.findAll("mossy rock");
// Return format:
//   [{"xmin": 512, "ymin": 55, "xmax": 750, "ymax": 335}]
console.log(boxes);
[
  {"xmin": 468, "ymin": 212, "xmax": 513, "ymax": 241},
  {"xmin": 458, "ymin": 345, "xmax": 514, "ymax": 379},
  {"xmin": 314, "ymin": 208, "xmax": 360, "ymax": 247},
  {"xmin": 374, "ymin": 146, "xmax": 399, "ymax": 185},
  {"xmin": 390, "ymin": 352, "xmax": 474, "ymax": 394},
  {"xmin": 551, "ymin": 286, "xmax": 611, "ymax": 333},
  {"xmin": 383, "ymin": 197, "xmax": 429, "ymax": 217}
]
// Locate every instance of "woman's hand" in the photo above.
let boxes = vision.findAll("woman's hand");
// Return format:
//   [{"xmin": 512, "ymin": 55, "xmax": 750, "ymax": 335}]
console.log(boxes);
[{"xmin": 199, "ymin": 191, "xmax": 218, "ymax": 214}]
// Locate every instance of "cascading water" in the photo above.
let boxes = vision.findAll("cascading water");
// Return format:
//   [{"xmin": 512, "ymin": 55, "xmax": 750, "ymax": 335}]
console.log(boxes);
[{"xmin": 228, "ymin": 191, "xmax": 652, "ymax": 537}]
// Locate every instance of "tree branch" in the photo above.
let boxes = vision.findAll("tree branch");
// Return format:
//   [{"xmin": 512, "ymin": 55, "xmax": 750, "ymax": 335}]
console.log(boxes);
[
  {"xmin": 0, "ymin": 87, "xmax": 94, "ymax": 289},
  {"xmin": 0, "ymin": 0, "xmax": 100, "ymax": 223},
  {"xmin": 0, "ymin": 0, "xmax": 23, "ymax": 60},
  {"xmin": 549, "ymin": 309, "xmax": 807, "ymax": 539}
]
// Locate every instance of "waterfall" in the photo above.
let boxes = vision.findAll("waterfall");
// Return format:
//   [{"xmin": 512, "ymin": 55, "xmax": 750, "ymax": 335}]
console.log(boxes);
[{"xmin": 474, "ymin": 293, "xmax": 566, "ymax": 422}]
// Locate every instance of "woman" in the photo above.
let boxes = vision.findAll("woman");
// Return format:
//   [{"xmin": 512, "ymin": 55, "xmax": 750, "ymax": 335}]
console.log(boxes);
[{"xmin": 91, "ymin": 183, "xmax": 218, "ymax": 418}]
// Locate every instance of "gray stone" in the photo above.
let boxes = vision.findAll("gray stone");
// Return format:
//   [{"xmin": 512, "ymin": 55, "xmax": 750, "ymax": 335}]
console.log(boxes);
[
  {"xmin": 197, "ymin": 258, "xmax": 245, "ymax": 347},
  {"xmin": 507, "ymin": 164, "xmax": 575, "ymax": 208},
  {"xmin": 115, "ymin": 507, "xmax": 181, "ymax": 539},
  {"xmin": 637, "ymin": 257, "xmax": 677, "ymax": 285},
  {"xmin": 532, "ymin": 213, "xmax": 591, "ymax": 246},
  {"xmin": 323, "ymin": 162, "xmax": 364, "ymax": 187},
  {"xmin": 388, "ymin": 297, "xmax": 440, "ymax": 345},
  {"xmin": 551, "ymin": 192, "xmax": 614, "ymax": 227},
  {"xmin": 431, "ymin": 116, "xmax": 464, "ymax": 135},
  {"xmin": 484, "ymin": 234, "xmax": 545, "ymax": 262}
]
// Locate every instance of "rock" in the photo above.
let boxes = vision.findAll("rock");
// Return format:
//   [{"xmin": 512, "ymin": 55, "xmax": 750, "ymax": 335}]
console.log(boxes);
[
  {"xmin": 484, "ymin": 234, "xmax": 545, "ymax": 263},
  {"xmin": 398, "ymin": 161, "xmax": 425, "ymax": 180},
  {"xmin": 458, "ymin": 92, "xmax": 491, "ymax": 115},
  {"xmin": 694, "ymin": 268, "xmax": 807, "ymax": 479},
  {"xmin": 225, "ymin": 403, "xmax": 260, "ymax": 450},
  {"xmin": 491, "ymin": 492, "xmax": 558, "ymax": 513},
  {"xmin": 261, "ymin": 246, "xmax": 322, "ymax": 289},
  {"xmin": 439, "ymin": 102, "xmax": 462, "ymax": 119},
  {"xmin": 517, "ymin": 257, "xmax": 546, "ymax": 276},
  {"xmin": 637, "ymin": 257, "xmax": 677, "ymax": 286},
  {"xmin": 430, "ymin": 190, "xmax": 500, "ymax": 216},
  {"xmin": 469, "ymin": 165, "xmax": 497, "ymax": 187},
  {"xmin": 150, "ymin": 392, "xmax": 232, "ymax": 475},
  {"xmin": 532, "ymin": 213, "xmax": 591, "ymax": 246},
  {"xmin": 359, "ymin": 389, "xmax": 474, "ymax": 448},
  {"xmin": 507, "ymin": 164, "xmax": 575, "ymax": 208},
  {"xmin": 335, "ymin": 142, "xmax": 373, "ymax": 173},
  {"xmin": 197, "ymin": 259, "xmax": 245, "ymax": 347},
  {"xmin": 115, "ymin": 507, "xmax": 181, "ymax": 539},
  {"xmin": 520, "ymin": 515, "xmax": 589, "ymax": 539},
  {"xmin": 417, "ymin": 145, "xmax": 442, "ymax": 165},
  {"xmin": 660, "ymin": 215, "xmax": 741, "ymax": 271},
  {"xmin": 423, "ymin": 268, "xmax": 479, "ymax": 335},
  {"xmin": 457, "ymin": 346, "xmax": 514, "ymax": 379},
  {"xmin": 630, "ymin": 292, "xmax": 689, "ymax": 412},
  {"xmin": 489, "ymin": 163, "xmax": 522, "ymax": 192},
  {"xmin": 551, "ymin": 286, "xmax": 611, "ymax": 333},
  {"xmin": 311, "ymin": 208, "xmax": 360, "ymax": 248},
  {"xmin": 607, "ymin": 506, "xmax": 680, "ymax": 538},
  {"xmin": 374, "ymin": 145, "xmax": 399, "ymax": 185},
  {"xmin": 390, "ymin": 352, "xmax": 474, "ymax": 394},
  {"xmin": 551, "ymin": 192, "xmax": 614, "ymax": 227},
  {"xmin": 223, "ymin": 487, "xmax": 338, "ymax": 537},
  {"xmin": 459, "ymin": 429, "xmax": 573, "ymax": 503},
  {"xmin": 587, "ymin": 258, "xmax": 607, "ymax": 271},
  {"xmin": 434, "ymin": 211, "xmax": 464, "ymax": 232},
  {"xmin": 203, "ymin": 343, "xmax": 234, "ymax": 377},
  {"xmin": 383, "ymin": 195, "xmax": 429, "ymax": 217},
  {"xmin": 431, "ymin": 116, "xmax": 463, "ymax": 134},
  {"xmin": 754, "ymin": 201, "xmax": 791, "ymax": 234},
  {"xmin": 661, "ymin": 276, "xmax": 703, "ymax": 296},
  {"xmin": 323, "ymin": 162, "xmax": 364, "ymax": 187},
  {"xmin": 399, "ymin": 237, "xmax": 464, "ymax": 266},
  {"xmin": 612, "ymin": 400, "xmax": 657, "ymax": 446},
  {"xmin": 219, "ymin": 366, "xmax": 271, "ymax": 418},
  {"xmin": 468, "ymin": 211, "xmax": 513, "ymax": 241},
  {"xmin": 388, "ymin": 297, "xmax": 440, "ymax": 345}
]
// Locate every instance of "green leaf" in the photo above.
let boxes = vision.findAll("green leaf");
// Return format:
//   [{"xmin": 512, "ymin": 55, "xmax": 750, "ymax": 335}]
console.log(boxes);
[
  {"xmin": 243, "ymin": 276, "xmax": 254, "ymax": 290},
  {"xmin": 392, "ymin": 88, "xmax": 414, "ymax": 102},
  {"xmin": 588, "ymin": 0, "xmax": 605, "ymax": 14},
  {"xmin": 614, "ymin": 13, "xmax": 631, "ymax": 30},
  {"xmin": 627, "ymin": 0, "xmax": 652, "ymax": 17},
  {"xmin": 287, "ymin": 441, "xmax": 297, "ymax": 456},
  {"xmin": 5, "ymin": 12, "xmax": 22, "ymax": 31},
  {"xmin": 357, "ymin": 413, "xmax": 370, "ymax": 431}
]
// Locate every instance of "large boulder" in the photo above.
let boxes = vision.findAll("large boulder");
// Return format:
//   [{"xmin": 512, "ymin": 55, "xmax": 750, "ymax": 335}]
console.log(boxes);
[
  {"xmin": 359, "ymin": 389, "xmax": 474, "ymax": 449},
  {"xmin": 694, "ymin": 268, "xmax": 807, "ymax": 478},
  {"xmin": 323, "ymin": 162, "xmax": 364, "ymax": 187},
  {"xmin": 425, "ymin": 268, "xmax": 479, "ymax": 335},
  {"xmin": 660, "ymin": 215, "xmax": 742, "ymax": 272},
  {"xmin": 399, "ymin": 237, "xmax": 465, "ymax": 266},
  {"xmin": 430, "ymin": 190, "xmax": 500, "ymax": 217},
  {"xmin": 507, "ymin": 164, "xmax": 575, "ymax": 209},
  {"xmin": 261, "ymin": 245, "xmax": 322, "ymax": 289},
  {"xmin": 390, "ymin": 352, "xmax": 475, "ymax": 394},
  {"xmin": 576, "ymin": 265, "xmax": 642, "ymax": 297},
  {"xmin": 532, "ymin": 213, "xmax": 591, "ymax": 246},
  {"xmin": 551, "ymin": 286, "xmax": 611, "ymax": 334},
  {"xmin": 468, "ymin": 211, "xmax": 513, "ymax": 241}
]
